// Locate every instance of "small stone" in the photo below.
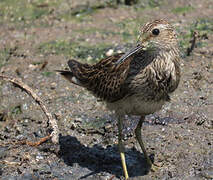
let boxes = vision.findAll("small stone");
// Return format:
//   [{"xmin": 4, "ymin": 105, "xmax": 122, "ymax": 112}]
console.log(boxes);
[
  {"xmin": 104, "ymin": 123, "xmax": 112, "ymax": 131},
  {"xmin": 117, "ymin": 50, "xmax": 122, "ymax": 53},
  {"xmin": 0, "ymin": 112, "xmax": 7, "ymax": 121},
  {"xmin": 50, "ymin": 82, "xmax": 57, "ymax": 89},
  {"xmin": 22, "ymin": 103, "xmax": 28, "ymax": 110},
  {"xmin": 106, "ymin": 49, "xmax": 114, "ymax": 56},
  {"xmin": 75, "ymin": 117, "xmax": 83, "ymax": 123},
  {"xmin": 28, "ymin": 64, "xmax": 37, "ymax": 70},
  {"xmin": 87, "ymin": 56, "xmax": 92, "ymax": 61},
  {"xmin": 70, "ymin": 122, "xmax": 77, "ymax": 130},
  {"xmin": 0, "ymin": 147, "xmax": 8, "ymax": 159},
  {"xmin": 36, "ymin": 153, "xmax": 44, "ymax": 161},
  {"xmin": 201, "ymin": 169, "xmax": 213, "ymax": 179}
]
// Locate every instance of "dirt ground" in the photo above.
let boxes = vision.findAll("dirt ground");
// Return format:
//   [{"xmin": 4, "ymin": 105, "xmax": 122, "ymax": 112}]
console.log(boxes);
[{"xmin": 0, "ymin": 0, "xmax": 212, "ymax": 179}]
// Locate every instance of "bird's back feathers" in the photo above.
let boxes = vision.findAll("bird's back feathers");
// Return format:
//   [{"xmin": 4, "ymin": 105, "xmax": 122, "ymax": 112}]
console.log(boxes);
[{"xmin": 58, "ymin": 53, "xmax": 134, "ymax": 102}]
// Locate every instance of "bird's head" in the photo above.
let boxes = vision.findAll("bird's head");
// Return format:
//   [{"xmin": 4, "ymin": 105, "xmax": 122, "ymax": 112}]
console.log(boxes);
[
  {"xmin": 139, "ymin": 19, "xmax": 178, "ymax": 50},
  {"xmin": 116, "ymin": 19, "xmax": 178, "ymax": 64}
]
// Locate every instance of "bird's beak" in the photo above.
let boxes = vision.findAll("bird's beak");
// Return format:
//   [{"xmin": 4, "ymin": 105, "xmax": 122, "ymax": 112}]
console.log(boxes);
[{"xmin": 115, "ymin": 44, "xmax": 143, "ymax": 64}]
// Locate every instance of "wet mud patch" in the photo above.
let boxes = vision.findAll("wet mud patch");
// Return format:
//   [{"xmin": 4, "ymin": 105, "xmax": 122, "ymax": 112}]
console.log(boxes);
[{"xmin": 0, "ymin": 0, "xmax": 213, "ymax": 179}]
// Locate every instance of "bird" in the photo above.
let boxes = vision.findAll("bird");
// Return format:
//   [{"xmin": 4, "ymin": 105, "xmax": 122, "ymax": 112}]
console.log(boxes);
[{"xmin": 57, "ymin": 19, "xmax": 181, "ymax": 179}]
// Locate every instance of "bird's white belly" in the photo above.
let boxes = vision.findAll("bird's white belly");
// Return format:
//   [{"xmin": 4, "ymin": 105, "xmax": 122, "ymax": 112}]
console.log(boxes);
[{"xmin": 106, "ymin": 95, "xmax": 165, "ymax": 116}]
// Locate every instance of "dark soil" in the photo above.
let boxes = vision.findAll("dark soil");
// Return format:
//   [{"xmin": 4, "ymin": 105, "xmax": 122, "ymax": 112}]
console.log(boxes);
[{"xmin": 0, "ymin": 0, "xmax": 212, "ymax": 179}]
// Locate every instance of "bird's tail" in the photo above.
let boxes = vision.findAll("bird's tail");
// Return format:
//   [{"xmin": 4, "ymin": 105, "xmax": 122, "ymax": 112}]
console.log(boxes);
[{"xmin": 57, "ymin": 59, "xmax": 90, "ymax": 87}]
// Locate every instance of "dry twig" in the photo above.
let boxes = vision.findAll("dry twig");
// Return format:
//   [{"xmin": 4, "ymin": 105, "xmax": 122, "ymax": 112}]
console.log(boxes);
[
  {"xmin": 18, "ymin": 134, "xmax": 51, "ymax": 146},
  {"xmin": 0, "ymin": 74, "xmax": 59, "ymax": 144},
  {"xmin": 187, "ymin": 31, "xmax": 198, "ymax": 56},
  {"xmin": 108, "ymin": 175, "xmax": 115, "ymax": 180}
]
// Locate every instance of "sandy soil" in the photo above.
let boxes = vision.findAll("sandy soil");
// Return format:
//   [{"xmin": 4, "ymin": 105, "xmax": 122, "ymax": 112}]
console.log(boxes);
[{"xmin": 0, "ymin": 0, "xmax": 212, "ymax": 179}]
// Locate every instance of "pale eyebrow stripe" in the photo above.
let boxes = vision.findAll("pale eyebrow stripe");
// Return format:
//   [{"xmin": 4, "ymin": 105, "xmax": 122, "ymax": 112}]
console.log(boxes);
[{"xmin": 155, "ymin": 24, "xmax": 167, "ymax": 29}]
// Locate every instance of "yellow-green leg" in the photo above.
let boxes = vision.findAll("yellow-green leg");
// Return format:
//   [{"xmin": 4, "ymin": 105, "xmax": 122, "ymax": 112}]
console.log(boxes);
[
  {"xmin": 118, "ymin": 116, "xmax": 129, "ymax": 179},
  {"xmin": 135, "ymin": 116, "xmax": 157, "ymax": 171}
]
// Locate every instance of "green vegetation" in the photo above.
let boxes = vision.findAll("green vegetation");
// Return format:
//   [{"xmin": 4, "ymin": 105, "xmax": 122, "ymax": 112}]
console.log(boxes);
[
  {"xmin": 80, "ymin": 115, "xmax": 107, "ymax": 134},
  {"xmin": 70, "ymin": 3, "xmax": 106, "ymax": 16},
  {"xmin": 133, "ymin": 0, "xmax": 164, "ymax": 10},
  {"xmin": 73, "ymin": 27, "xmax": 120, "ymax": 36},
  {"xmin": 11, "ymin": 105, "xmax": 22, "ymax": 115},
  {"xmin": 42, "ymin": 71, "xmax": 54, "ymax": 77},
  {"xmin": 194, "ymin": 19, "xmax": 213, "ymax": 32},
  {"xmin": 60, "ymin": 9, "xmax": 93, "ymax": 23},
  {"xmin": 0, "ymin": 47, "xmax": 11, "ymax": 68},
  {"xmin": 38, "ymin": 40, "xmax": 72, "ymax": 56},
  {"xmin": 38, "ymin": 40, "xmax": 111, "ymax": 63},
  {"xmin": 0, "ymin": 0, "xmax": 59, "ymax": 25},
  {"xmin": 59, "ymin": 1, "xmax": 117, "ymax": 23},
  {"xmin": 148, "ymin": 0, "xmax": 163, "ymax": 8},
  {"xmin": 172, "ymin": 6, "xmax": 194, "ymax": 14},
  {"xmin": 117, "ymin": 18, "xmax": 145, "ymax": 43},
  {"xmin": 178, "ymin": 19, "xmax": 212, "ymax": 57}
]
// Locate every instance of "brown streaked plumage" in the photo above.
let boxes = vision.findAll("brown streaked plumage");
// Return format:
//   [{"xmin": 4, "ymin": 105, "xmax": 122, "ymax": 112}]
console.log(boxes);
[{"xmin": 58, "ymin": 19, "xmax": 181, "ymax": 179}]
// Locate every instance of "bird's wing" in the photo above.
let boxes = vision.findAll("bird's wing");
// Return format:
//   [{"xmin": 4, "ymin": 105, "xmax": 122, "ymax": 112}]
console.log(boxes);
[{"xmin": 69, "ymin": 53, "xmax": 134, "ymax": 102}]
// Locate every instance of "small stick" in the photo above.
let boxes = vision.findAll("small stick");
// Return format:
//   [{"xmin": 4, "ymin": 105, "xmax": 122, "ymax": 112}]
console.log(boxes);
[
  {"xmin": 108, "ymin": 175, "xmax": 115, "ymax": 180},
  {"xmin": 0, "ymin": 74, "xmax": 59, "ymax": 144},
  {"xmin": 186, "ymin": 31, "xmax": 198, "ymax": 56},
  {"xmin": 18, "ymin": 134, "xmax": 51, "ymax": 146}
]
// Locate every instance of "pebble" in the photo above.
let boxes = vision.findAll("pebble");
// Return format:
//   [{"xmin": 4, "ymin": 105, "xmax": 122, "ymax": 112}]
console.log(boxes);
[
  {"xmin": 116, "ymin": 50, "xmax": 122, "ymax": 53},
  {"xmin": 0, "ymin": 147, "xmax": 8, "ymax": 159},
  {"xmin": 201, "ymin": 169, "xmax": 213, "ymax": 179},
  {"xmin": 28, "ymin": 64, "xmax": 37, "ymax": 71},
  {"xmin": 36, "ymin": 153, "xmax": 44, "ymax": 161},
  {"xmin": 106, "ymin": 49, "xmax": 114, "ymax": 56},
  {"xmin": 87, "ymin": 55, "xmax": 92, "ymax": 61},
  {"xmin": 50, "ymin": 82, "xmax": 57, "ymax": 89}
]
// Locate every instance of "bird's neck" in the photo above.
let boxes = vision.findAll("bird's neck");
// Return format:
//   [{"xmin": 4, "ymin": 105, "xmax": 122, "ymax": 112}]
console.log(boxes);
[{"xmin": 146, "ymin": 44, "xmax": 180, "ymax": 58}]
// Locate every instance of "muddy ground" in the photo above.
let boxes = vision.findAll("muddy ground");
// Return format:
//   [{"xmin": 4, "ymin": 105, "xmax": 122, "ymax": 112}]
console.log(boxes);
[{"xmin": 0, "ymin": 0, "xmax": 212, "ymax": 179}]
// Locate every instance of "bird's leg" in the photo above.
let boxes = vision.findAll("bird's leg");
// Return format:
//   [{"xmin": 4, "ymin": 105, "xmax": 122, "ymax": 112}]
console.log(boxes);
[
  {"xmin": 135, "ymin": 116, "xmax": 156, "ymax": 171},
  {"xmin": 118, "ymin": 115, "xmax": 129, "ymax": 179}
]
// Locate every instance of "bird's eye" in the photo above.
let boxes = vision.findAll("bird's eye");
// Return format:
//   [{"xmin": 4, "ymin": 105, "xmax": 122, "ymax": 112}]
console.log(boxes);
[{"xmin": 152, "ymin": 28, "xmax": 160, "ymax": 35}]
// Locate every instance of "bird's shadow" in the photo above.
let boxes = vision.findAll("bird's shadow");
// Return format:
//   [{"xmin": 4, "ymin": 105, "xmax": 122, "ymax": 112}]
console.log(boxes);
[{"xmin": 57, "ymin": 134, "xmax": 154, "ymax": 179}]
